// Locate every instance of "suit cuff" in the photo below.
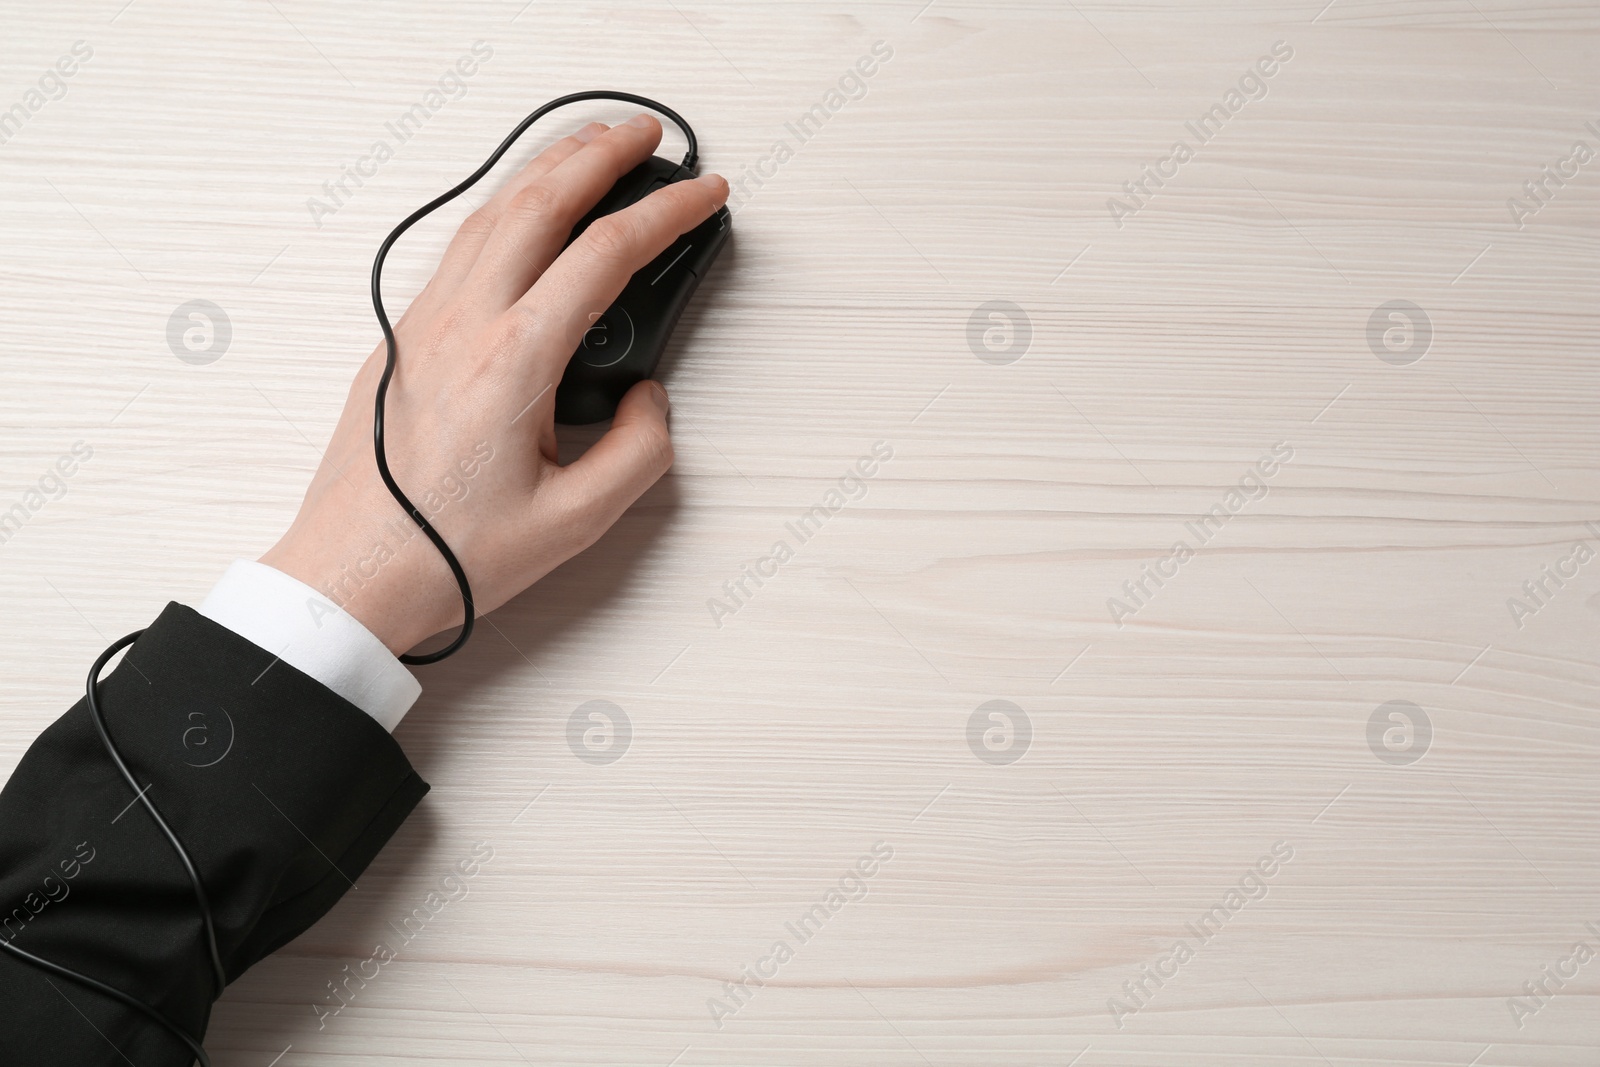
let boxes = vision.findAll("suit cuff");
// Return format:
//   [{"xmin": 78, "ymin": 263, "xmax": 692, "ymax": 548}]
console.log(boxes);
[{"xmin": 195, "ymin": 559, "xmax": 421, "ymax": 731}]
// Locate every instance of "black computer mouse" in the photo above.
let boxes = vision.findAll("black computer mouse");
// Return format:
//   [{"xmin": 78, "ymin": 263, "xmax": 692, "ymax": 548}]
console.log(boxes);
[{"xmin": 554, "ymin": 155, "xmax": 731, "ymax": 424}]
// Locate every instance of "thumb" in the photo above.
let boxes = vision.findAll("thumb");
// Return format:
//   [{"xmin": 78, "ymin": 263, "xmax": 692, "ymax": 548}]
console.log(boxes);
[{"xmin": 553, "ymin": 379, "xmax": 674, "ymax": 533}]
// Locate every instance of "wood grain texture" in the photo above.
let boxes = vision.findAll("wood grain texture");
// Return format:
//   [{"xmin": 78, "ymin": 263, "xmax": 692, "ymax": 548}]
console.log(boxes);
[{"xmin": 1, "ymin": 1, "xmax": 1597, "ymax": 1064}]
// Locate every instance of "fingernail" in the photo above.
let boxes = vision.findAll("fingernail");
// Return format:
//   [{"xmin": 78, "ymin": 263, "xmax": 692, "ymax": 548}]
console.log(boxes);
[
  {"xmin": 648, "ymin": 381, "xmax": 670, "ymax": 413},
  {"xmin": 696, "ymin": 173, "xmax": 729, "ymax": 198},
  {"xmin": 574, "ymin": 122, "xmax": 606, "ymax": 143},
  {"xmin": 626, "ymin": 112, "xmax": 656, "ymax": 128}
]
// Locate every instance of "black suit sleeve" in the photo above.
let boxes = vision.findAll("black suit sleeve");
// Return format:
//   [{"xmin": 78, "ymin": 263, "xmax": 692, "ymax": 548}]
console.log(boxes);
[{"xmin": 0, "ymin": 602, "xmax": 429, "ymax": 1065}]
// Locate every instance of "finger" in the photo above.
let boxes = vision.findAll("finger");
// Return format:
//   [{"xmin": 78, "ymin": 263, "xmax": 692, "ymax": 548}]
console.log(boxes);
[
  {"xmin": 467, "ymin": 113, "xmax": 666, "ymax": 310},
  {"xmin": 510, "ymin": 172, "xmax": 729, "ymax": 360},
  {"xmin": 546, "ymin": 379, "xmax": 674, "ymax": 544},
  {"xmin": 424, "ymin": 122, "xmax": 609, "ymax": 301}
]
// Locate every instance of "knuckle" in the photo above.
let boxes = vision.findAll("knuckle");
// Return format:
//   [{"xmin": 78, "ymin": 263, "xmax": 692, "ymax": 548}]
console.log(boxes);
[
  {"xmin": 457, "ymin": 207, "xmax": 497, "ymax": 243},
  {"xmin": 507, "ymin": 181, "xmax": 565, "ymax": 223},
  {"xmin": 581, "ymin": 215, "xmax": 637, "ymax": 263},
  {"xmin": 498, "ymin": 304, "xmax": 550, "ymax": 346},
  {"xmin": 420, "ymin": 302, "xmax": 477, "ymax": 353}
]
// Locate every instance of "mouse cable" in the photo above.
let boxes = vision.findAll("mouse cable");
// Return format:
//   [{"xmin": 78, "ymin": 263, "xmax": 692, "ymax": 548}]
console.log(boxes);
[
  {"xmin": 0, "ymin": 92, "xmax": 700, "ymax": 1066},
  {"xmin": 372, "ymin": 91, "xmax": 700, "ymax": 664}
]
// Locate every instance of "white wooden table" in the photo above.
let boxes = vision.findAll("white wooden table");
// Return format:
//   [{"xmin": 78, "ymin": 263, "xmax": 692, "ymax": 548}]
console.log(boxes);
[{"xmin": 1, "ymin": 2, "xmax": 1596, "ymax": 1064}]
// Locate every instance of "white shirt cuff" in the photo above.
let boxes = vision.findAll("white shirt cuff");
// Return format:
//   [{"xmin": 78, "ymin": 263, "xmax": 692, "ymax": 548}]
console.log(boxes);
[{"xmin": 195, "ymin": 560, "xmax": 421, "ymax": 731}]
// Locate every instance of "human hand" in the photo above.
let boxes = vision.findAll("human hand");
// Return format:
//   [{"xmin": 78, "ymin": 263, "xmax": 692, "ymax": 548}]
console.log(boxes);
[{"xmin": 259, "ymin": 114, "xmax": 729, "ymax": 656}]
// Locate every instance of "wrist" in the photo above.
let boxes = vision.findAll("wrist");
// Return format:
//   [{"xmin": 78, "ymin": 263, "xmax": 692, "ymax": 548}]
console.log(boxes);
[{"xmin": 259, "ymin": 521, "xmax": 457, "ymax": 657}]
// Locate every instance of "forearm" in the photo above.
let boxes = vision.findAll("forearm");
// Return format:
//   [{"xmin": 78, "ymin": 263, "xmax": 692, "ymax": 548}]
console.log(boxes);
[{"xmin": 0, "ymin": 604, "xmax": 427, "ymax": 1066}]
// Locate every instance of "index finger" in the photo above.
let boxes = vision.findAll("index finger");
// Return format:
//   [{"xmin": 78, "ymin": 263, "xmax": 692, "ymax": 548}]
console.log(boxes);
[{"xmin": 508, "ymin": 172, "xmax": 729, "ymax": 358}]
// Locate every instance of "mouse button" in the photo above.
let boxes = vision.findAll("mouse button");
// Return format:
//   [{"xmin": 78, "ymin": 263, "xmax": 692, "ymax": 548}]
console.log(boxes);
[{"xmin": 642, "ymin": 233, "xmax": 696, "ymax": 283}]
